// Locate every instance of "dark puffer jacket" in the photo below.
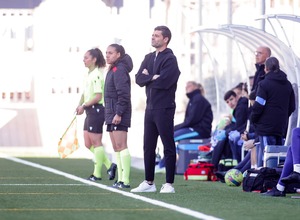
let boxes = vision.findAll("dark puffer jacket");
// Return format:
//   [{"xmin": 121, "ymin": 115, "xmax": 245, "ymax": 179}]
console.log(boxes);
[
  {"xmin": 225, "ymin": 96, "xmax": 249, "ymax": 135},
  {"xmin": 252, "ymin": 63, "xmax": 265, "ymax": 92},
  {"xmin": 104, "ymin": 54, "xmax": 133, "ymax": 127},
  {"xmin": 174, "ymin": 89, "xmax": 213, "ymax": 138}
]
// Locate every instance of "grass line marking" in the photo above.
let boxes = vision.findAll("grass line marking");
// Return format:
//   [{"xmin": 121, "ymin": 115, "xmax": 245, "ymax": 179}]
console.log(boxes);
[
  {"xmin": 0, "ymin": 177, "xmax": 65, "ymax": 179},
  {"xmin": 0, "ymin": 184, "xmax": 86, "ymax": 186},
  {"xmin": 0, "ymin": 208, "xmax": 166, "ymax": 212},
  {"xmin": 0, "ymin": 192, "xmax": 110, "ymax": 195},
  {"xmin": 0, "ymin": 153, "xmax": 223, "ymax": 220}
]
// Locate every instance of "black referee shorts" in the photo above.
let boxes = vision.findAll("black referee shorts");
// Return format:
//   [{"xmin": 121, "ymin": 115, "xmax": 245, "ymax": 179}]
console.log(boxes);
[{"xmin": 83, "ymin": 104, "xmax": 104, "ymax": 133}]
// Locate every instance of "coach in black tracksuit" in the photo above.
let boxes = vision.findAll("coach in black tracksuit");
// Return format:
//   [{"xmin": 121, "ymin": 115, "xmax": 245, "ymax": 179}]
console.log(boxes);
[
  {"xmin": 135, "ymin": 27, "xmax": 180, "ymax": 192},
  {"xmin": 251, "ymin": 57, "xmax": 295, "ymax": 167}
]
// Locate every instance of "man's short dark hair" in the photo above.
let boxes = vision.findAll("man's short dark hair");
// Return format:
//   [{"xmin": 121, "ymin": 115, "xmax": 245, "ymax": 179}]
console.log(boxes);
[
  {"xmin": 155, "ymin": 25, "xmax": 172, "ymax": 45},
  {"xmin": 224, "ymin": 90, "xmax": 236, "ymax": 101},
  {"xmin": 265, "ymin": 57, "xmax": 280, "ymax": 72}
]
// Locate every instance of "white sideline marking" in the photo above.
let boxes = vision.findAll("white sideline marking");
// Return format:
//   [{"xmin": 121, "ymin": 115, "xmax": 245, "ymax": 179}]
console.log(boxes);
[
  {"xmin": 0, "ymin": 184, "xmax": 85, "ymax": 186},
  {"xmin": 0, "ymin": 153, "xmax": 223, "ymax": 220}
]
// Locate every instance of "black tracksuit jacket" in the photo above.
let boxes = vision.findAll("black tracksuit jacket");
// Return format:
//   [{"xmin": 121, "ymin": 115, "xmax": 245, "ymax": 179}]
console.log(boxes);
[
  {"xmin": 250, "ymin": 70, "xmax": 295, "ymax": 137},
  {"xmin": 135, "ymin": 48, "xmax": 181, "ymax": 109}
]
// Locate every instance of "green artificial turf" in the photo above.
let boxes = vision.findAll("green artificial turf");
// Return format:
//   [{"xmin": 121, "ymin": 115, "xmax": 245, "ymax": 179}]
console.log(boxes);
[{"xmin": 0, "ymin": 157, "xmax": 299, "ymax": 220}]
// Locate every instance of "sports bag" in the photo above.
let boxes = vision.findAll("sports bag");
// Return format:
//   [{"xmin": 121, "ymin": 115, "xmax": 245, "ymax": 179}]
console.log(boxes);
[
  {"xmin": 242, "ymin": 167, "xmax": 279, "ymax": 193},
  {"xmin": 218, "ymin": 158, "xmax": 235, "ymax": 172},
  {"xmin": 184, "ymin": 162, "xmax": 217, "ymax": 181}
]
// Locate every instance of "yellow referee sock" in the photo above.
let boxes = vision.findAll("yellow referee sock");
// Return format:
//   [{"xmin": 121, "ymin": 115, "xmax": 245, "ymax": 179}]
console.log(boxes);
[
  {"xmin": 93, "ymin": 146, "xmax": 104, "ymax": 178},
  {"xmin": 120, "ymin": 148, "xmax": 131, "ymax": 185},
  {"xmin": 115, "ymin": 152, "xmax": 122, "ymax": 182}
]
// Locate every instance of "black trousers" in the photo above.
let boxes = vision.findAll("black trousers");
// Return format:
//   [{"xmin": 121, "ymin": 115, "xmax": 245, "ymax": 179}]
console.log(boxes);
[
  {"xmin": 143, "ymin": 108, "xmax": 176, "ymax": 183},
  {"xmin": 211, "ymin": 138, "xmax": 232, "ymax": 170}
]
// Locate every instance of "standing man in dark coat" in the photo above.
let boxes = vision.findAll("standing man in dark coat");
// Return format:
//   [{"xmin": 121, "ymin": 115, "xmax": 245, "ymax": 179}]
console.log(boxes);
[
  {"xmin": 251, "ymin": 46, "xmax": 271, "ymax": 92},
  {"xmin": 251, "ymin": 57, "xmax": 295, "ymax": 167},
  {"xmin": 132, "ymin": 26, "xmax": 181, "ymax": 193}
]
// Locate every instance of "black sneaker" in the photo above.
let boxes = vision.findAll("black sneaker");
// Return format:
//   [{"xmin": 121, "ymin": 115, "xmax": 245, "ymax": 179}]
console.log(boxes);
[
  {"xmin": 118, "ymin": 181, "xmax": 130, "ymax": 189},
  {"xmin": 111, "ymin": 181, "xmax": 120, "ymax": 188},
  {"xmin": 261, "ymin": 187, "xmax": 286, "ymax": 197},
  {"xmin": 87, "ymin": 174, "xmax": 102, "ymax": 181},
  {"xmin": 107, "ymin": 163, "xmax": 117, "ymax": 180},
  {"xmin": 281, "ymin": 171, "xmax": 300, "ymax": 184}
]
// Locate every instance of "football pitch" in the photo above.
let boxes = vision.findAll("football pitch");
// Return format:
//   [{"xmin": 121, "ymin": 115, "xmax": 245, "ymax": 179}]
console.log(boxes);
[{"xmin": 0, "ymin": 154, "xmax": 299, "ymax": 220}]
